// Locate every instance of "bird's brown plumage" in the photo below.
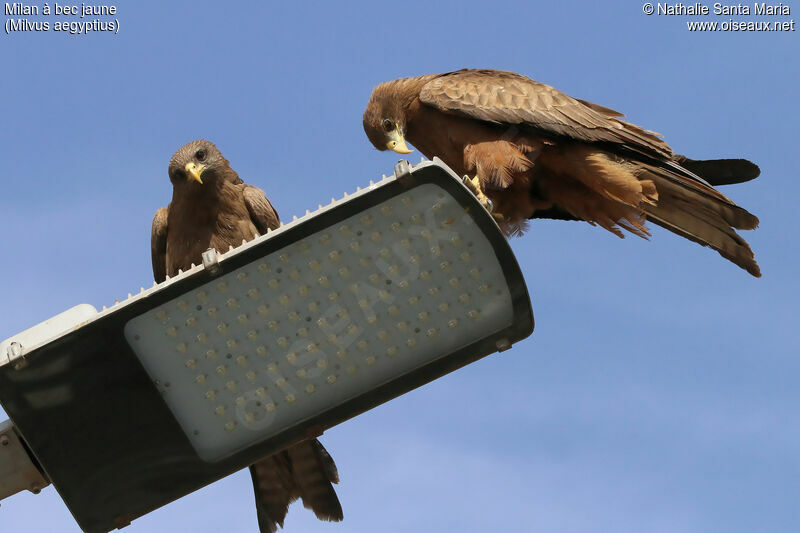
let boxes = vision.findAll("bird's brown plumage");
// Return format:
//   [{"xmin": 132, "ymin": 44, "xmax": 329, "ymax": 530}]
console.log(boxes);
[
  {"xmin": 363, "ymin": 69, "xmax": 761, "ymax": 277},
  {"xmin": 151, "ymin": 140, "xmax": 343, "ymax": 532}
]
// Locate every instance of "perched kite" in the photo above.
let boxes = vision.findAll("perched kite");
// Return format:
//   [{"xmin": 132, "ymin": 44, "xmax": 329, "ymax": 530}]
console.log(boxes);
[
  {"xmin": 151, "ymin": 140, "xmax": 344, "ymax": 532},
  {"xmin": 363, "ymin": 69, "xmax": 761, "ymax": 276}
]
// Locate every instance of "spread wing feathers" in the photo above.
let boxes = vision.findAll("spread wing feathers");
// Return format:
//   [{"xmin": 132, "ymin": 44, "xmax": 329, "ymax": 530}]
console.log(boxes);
[
  {"xmin": 646, "ymin": 160, "xmax": 759, "ymax": 229},
  {"xmin": 530, "ymin": 146, "xmax": 760, "ymax": 275},
  {"xmin": 637, "ymin": 164, "xmax": 761, "ymax": 276},
  {"xmin": 674, "ymin": 156, "xmax": 761, "ymax": 186},
  {"xmin": 243, "ymin": 185, "xmax": 280, "ymax": 235},
  {"xmin": 250, "ymin": 440, "xmax": 342, "ymax": 533},
  {"xmin": 419, "ymin": 69, "xmax": 672, "ymax": 159},
  {"xmin": 150, "ymin": 207, "xmax": 169, "ymax": 283}
]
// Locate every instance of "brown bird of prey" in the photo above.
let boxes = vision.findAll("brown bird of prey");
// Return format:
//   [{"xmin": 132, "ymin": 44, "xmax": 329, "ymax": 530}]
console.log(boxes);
[
  {"xmin": 151, "ymin": 140, "xmax": 344, "ymax": 532},
  {"xmin": 363, "ymin": 69, "xmax": 761, "ymax": 277}
]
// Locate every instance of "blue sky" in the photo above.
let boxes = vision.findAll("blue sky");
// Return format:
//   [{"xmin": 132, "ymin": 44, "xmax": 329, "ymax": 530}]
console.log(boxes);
[{"xmin": 1, "ymin": 1, "xmax": 798, "ymax": 531}]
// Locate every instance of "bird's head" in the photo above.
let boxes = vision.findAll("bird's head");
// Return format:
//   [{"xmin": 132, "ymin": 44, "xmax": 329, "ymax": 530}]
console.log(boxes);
[
  {"xmin": 168, "ymin": 139, "xmax": 232, "ymax": 187},
  {"xmin": 362, "ymin": 82, "xmax": 414, "ymax": 155}
]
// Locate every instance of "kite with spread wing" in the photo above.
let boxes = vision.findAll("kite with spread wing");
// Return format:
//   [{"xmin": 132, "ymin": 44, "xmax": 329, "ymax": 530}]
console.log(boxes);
[
  {"xmin": 151, "ymin": 140, "xmax": 343, "ymax": 533},
  {"xmin": 363, "ymin": 69, "xmax": 761, "ymax": 277}
]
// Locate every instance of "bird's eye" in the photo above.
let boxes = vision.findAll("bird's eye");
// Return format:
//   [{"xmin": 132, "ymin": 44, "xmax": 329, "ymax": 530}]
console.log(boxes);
[
  {"xmin": 195, "ymin": 149, "xmax": 206, "ymax": 162},
  {"xmin": 382, "ymin": 119, "xmax": 394, "ymax": 132}
]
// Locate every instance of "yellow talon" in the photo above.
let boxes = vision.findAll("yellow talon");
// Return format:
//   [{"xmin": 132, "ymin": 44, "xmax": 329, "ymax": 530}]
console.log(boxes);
[{"xmin": 463, "ymin": 175, "xmax": 493, "ymax": 212}]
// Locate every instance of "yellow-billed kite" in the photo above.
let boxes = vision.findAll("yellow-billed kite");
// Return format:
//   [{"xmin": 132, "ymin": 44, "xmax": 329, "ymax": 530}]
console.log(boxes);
[
  {"xmin": 363, "ymin": 69, "xmax": 760, "ymax": 276},
  {"xmin": 151, "ymin": 140, "xmax": 344, "ymax": 532}
]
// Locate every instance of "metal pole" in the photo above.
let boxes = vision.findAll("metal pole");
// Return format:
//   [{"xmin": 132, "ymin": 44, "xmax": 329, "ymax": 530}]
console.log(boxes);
[{"xmin": 0, "ymin": 419, "xmax": 49, "ymax": 502}]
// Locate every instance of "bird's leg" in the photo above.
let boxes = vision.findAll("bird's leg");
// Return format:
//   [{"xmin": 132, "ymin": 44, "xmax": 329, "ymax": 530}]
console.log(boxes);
[{"xmin": 462, "ymin": 175, "xmax": 494, "ymax": 212}]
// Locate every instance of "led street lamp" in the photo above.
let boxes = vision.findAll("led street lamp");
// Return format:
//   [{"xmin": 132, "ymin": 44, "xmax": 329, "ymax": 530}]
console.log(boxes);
[{"xmin": 0, "ymin": 158, "xmax": 533, "ymax": 532}]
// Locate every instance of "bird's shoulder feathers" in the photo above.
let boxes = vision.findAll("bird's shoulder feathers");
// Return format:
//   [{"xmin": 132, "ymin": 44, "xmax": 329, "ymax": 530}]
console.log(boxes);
[
  {"xmin": 151, "ymin": 206, "xmax": 169, "ymax": 282},
  {"xmin": 242, "ymin": 184, "xmax": 280, "ymax": 235}
]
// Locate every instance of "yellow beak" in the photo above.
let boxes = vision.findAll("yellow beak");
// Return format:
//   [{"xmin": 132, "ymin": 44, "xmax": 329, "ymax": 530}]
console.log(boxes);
[
  {"xmin": 185, "ymin": 162, "xmax": 205, "ymax": 184},
  {"xmin": 386, "ymin": 130, "xmax": 413, "ymax": 154}
]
